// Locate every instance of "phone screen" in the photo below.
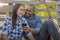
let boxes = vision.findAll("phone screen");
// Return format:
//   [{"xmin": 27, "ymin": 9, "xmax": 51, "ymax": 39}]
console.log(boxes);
[{"xmin": 22, "ymin": 23, "xmax": 27, "ymax": 27}]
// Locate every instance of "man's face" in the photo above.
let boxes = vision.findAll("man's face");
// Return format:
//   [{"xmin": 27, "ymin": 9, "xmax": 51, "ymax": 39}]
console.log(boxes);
[{"xmin": 25, "ymin": 6, "xmax": 34, "ymax": 18}]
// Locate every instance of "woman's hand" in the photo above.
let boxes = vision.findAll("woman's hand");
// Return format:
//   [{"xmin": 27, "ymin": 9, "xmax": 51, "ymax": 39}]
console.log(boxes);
[{"xmin": 2, "ymin": 35, "xmax": 9, "ymax": 40}]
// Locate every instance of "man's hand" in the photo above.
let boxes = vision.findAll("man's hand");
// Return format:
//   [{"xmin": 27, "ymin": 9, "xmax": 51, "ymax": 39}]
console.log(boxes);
[
  {"xmin": 23, "ymin": 26, "xmax": 38, "ymax": 33},
  {"xmin": 23, "ymin": 26, "xmax": 31, "ymax": 32}
]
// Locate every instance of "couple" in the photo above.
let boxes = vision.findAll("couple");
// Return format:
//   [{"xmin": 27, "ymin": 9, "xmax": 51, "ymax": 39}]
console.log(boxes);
[{"xmin": 2, "ymin": 3, "xmax": 60, "ymax": 40}]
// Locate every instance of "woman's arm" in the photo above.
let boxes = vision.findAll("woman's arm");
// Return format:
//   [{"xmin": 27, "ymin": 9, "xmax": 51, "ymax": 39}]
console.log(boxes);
[
  {"xmin": 2, "ymin": 18, "xmax": 9, "ymax": 40},
  {"xmin": 2, "ymin": 35, "xmax": 8, "ymax": 40}
]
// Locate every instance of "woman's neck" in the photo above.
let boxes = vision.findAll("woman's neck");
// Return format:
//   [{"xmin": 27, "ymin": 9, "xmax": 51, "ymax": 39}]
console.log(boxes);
[{"xmin": 16, "ymin": 16, "xmax": 20, "ymax": 23}]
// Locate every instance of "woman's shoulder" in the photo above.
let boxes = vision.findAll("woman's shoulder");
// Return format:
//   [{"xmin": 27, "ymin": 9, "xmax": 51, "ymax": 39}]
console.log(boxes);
[
  {"xmin": 21, "ymin": 17, "xmax": 27, "ymax": 23},
  {"xmin": 5, "ymin": 17, "xmax": 12, "ymax": 21},
  {"xmin": 22, "ymin": 17, "xmax": 27, "ymax": 20}
]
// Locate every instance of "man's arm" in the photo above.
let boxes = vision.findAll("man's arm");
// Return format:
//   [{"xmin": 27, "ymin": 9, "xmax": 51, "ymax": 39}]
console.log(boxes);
[
  {"xmin": 23, "ymin": 17, "xmax": 42, "ymax": 34},
  {"xmin": 23, "ymin": 18, "xmax": 35, "ymax": 40}
]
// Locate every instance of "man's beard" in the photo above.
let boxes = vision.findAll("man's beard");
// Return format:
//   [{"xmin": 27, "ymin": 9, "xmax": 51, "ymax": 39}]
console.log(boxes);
[{"xmin": 25, "ymin": 12, "xmax": 32, "ymax": 18}]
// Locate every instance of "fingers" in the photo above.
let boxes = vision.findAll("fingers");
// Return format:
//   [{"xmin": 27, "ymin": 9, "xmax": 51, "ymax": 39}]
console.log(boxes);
[
  {"xmin": 22, "ymin": 27, "xmax": 30, "ymax": 32},
  {"xmin": 23, "ymin": 26, "xmax": 29, "ymax": 30},
  {"xmin": 23, "ymin": 30, "xmax": 28, "ymax": 32}
]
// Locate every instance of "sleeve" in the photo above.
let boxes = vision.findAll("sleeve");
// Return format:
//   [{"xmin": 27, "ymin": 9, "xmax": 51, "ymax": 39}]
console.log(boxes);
[
  {"xmin": 2, "ymin": 18, "xmax": 9, "ymax": 36},
  {"xmin": 23, "ymin": 18, "xmax": 32, "ymax": 37},
  {"xmin": 35, "ymin": 17, "xmax": 42, "ymax": 33}
]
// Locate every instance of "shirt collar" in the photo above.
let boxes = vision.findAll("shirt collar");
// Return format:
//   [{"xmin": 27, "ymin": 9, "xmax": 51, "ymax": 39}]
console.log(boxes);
[{"xmin": 19, "ymin": 17, "xmax": 22, "ymax": 20}]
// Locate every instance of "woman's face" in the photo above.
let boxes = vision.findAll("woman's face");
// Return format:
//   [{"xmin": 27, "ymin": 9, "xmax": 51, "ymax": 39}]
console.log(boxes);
[{"xmin": 17, "ymin": 6, "xmax": 24, "ymax": 17}]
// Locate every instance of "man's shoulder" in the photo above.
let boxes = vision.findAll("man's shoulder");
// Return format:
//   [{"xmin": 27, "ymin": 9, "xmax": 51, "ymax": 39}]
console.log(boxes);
[{"xmin": 35, "ymin": 15, "xmax": 42, "ymax": 19}]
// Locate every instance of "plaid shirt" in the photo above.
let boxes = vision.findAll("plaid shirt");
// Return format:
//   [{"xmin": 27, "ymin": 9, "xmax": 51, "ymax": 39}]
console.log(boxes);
[{"xmin": 2, "ymin": 17, "xmax": 31, "ymax": 40}]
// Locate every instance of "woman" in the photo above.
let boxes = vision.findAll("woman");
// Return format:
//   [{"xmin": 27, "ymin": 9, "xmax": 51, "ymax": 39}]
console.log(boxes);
[{"xmin": 2, "ymin": 4, "xmax": 34, "ymax": 40}]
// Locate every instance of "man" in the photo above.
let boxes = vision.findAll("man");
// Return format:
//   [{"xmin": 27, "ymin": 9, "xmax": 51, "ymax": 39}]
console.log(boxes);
[
  {"xmin": 23, "ymin": 4, "xmax": 60, "ymax": 40},
  {"xmin": 23, "ymin": 4, "xmax": 42, "ymax": 40}
]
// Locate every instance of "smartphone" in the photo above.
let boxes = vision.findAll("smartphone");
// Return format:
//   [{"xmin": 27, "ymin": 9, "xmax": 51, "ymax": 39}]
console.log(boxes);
[{"xmin": 22, "ymin": 23, "xmax": 27, "ymax": 27}]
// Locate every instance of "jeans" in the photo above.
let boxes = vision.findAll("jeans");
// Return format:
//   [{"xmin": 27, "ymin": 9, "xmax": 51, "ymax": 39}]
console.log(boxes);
[
  {"xmin": 23, "ymin": 20, "xmax": 60, "ymax": 40},
  {"xmin": 39, "ymin": 20, "xmax": 60, "ymax": 40}
]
